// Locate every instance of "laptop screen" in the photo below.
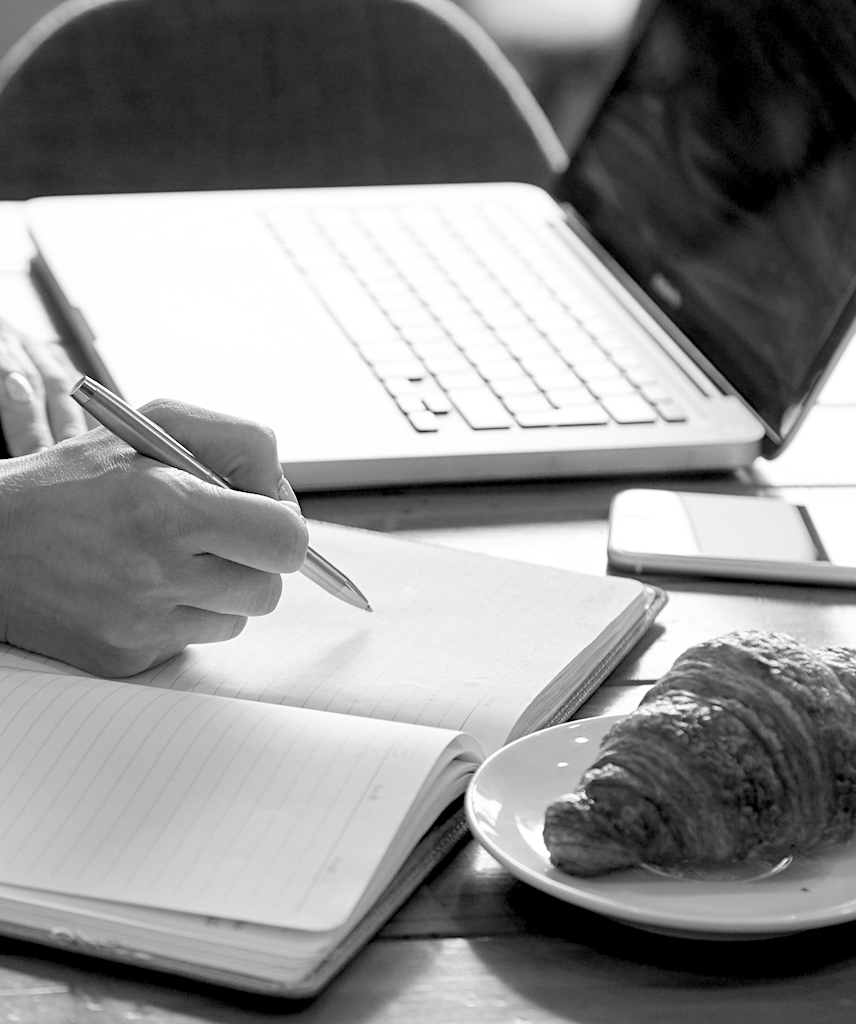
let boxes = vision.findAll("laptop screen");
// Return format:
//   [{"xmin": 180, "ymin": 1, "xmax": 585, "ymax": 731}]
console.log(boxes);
[{"xmin": 557, "ymin": 0, "xmax": 856, "ymax": 448}]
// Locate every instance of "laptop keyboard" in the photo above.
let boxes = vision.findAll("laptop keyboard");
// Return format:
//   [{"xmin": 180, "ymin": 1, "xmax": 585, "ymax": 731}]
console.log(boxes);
[{"xmin": 263, "ymin": 202, "xmax": 687, "ymax": 433}]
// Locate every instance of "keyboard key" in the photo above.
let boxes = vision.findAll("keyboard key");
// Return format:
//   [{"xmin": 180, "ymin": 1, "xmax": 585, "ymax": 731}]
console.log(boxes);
[
  {"xmin": 607, "ymin": 346, "xmax": 645, "ymax": 369},
  {"xmin": 430, "ymin": 297, "xmax": 477, "ymax": 321},
  {"xmin": 593, "ymin": 330, "xmax": 627, "ymax": 354},
  {"xmin": 502, "ymin": 393, "xmax": 552, "ymax": 414},
  {"xmin": 383, "ymin": 376, "xmax": 418, "ymax": 397},
  {"xmin": 480, "ymin": 306, "xmax": 531, "ymax": 331},
  {"xmin": 490, "ymin": 376, "xmax": 540, "ymax": 397},
  {"xmin": 573, "ymin": 360, "xmax": 624, "ymax": 382},
  {"xmin": 477, "ymin": 357, "xmax": 528, "ymax": 382},
  {"xmin": 399, "ymin": 323, "xmax": 451, "ymax": 346},
  {"xmin": 494, "ymin": 324, "xmax": 546, "ymax": 347},
  {"xmin": 600, "ymin": 395, "xmax": 658, "ymax": 423},
  {"xmin": 408, "ymin": 338, "xmax": 460, "ymax": 360},
  {"xmin": 407, "ymin": 410, "xmax": 439, "ymax": 432},
  {"xmin": 655, "ymin": 400, "xmax": 688, "ymax": 422},
  {"xmin": 434, "ymin": 311, "xmax": 487, "ymax": 335},
  {"xmin": 585, "ymin": 377, "xmax": 639, "ymax": 398},
  {"xmin": 580, "ymin": 314, "xmax": 615, "ymax": 338},
  {"xmin": 418, "ymin": 380, "xmax": 453, "ymax": 414},
  {"xmin": 519, "ymin": 354, "xmax": 568, "ymax": 377},
  {"xmin": 543, "ymin": 323, "xmax": 592, "ymax": 346},
  {"xmin": 388, "ymin": 307, "xmax": 442, "ymax": 332},
  {"xmin": 422, "ymin": 352, "xmax": 472, "ymax": 375},
  {"xmin": 516, "ymin": 405, "xmax": 609, "ymax": 427},
  {"xmin": 436, "ymin": 369, "xmax": 484, "ymax": 391},
  {"xmin": 459, "ymin": 340, "xmax": 510, "ymax": 364},
  {"xmin": 624, "ymin": 363, "xmax": 659, "ymax": 386},
  {"xmin": 395, "ymin": 393, "xmax": 427, "ymax": 414},
  {"xmin": 448, "ymin": 387, "xmax": 513, "ymax": 429},
  {"xmin": 503, "ymin": 337, "xmax": 556, "ymax": 360},
  {"xmin": 373, "ymin": 358, "xmax": 426, "ymax": 381},
  {"xmin": 447, "ymin": 326, "xmax": 501, "ymax": 351},
  {"xmin": 358, "ymin": 339, "xmax": 413, "ymax": 363},
  {"xmin": 530, "ymin": 311, "xmax": 580, "ymax": 335},
  {"xmin": 545, "ymin": 386, "xmax": 595, "ymax": 407},
  {"xmin": 531, "ymin": 369, "xmax": 583, "ymax": 392},
  {"xmin": 555, "ymin": 341, "xmax": 607, "ymax": 366},
  {"xmin": 640, "ymin": 382, "xmax": 675, "ymax": 404}
]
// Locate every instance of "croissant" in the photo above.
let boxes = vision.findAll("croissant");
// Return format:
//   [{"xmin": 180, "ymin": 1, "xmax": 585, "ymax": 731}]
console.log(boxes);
[{"xmin": 543, "ymin": 631, "xmax": 856, "ymax": 877}]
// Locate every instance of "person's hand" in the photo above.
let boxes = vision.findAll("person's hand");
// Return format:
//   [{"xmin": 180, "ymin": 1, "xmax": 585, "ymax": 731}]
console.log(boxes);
[
  {"xmin": 0, "ymin": 399, "xmax": 308, "ymax": 677},
  {"xmin": 0, "ymin": 320, "xmax": 87, "ymax": 455}
]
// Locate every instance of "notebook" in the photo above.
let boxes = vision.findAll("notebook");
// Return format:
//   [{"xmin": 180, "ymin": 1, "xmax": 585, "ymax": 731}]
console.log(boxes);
[
  {"xmin": 26, "ymin": 0, "xmax": 855, "ymax": 489},
  {"xmin": 0, "ymin": 521, "xmax": 665, "ymax": 995}
]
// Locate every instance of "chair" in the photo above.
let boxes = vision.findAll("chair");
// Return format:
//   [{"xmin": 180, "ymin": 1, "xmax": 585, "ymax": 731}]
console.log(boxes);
[
  {"xmin": 0, "ymin": 0, "xmax": 567, "ymax": 200},
  {"xmin": 458, "ymin": 0, "xmax": 641, "ymax": 147}
]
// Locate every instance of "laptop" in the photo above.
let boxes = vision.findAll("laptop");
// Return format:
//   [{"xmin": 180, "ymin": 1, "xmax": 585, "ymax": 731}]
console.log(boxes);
[{"xmin": 24, "ymin": 0, "xmax": 856, "ymax": 490}]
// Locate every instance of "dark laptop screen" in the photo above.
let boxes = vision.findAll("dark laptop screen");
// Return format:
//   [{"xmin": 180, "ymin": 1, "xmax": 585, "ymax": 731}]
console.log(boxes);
[{"xmin": 556, "ymin": 0, "xmax": 856, "ymax": 448}]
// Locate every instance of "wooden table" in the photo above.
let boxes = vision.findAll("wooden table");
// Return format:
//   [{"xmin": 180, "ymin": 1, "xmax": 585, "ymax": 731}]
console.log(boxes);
[{"xmin": 3, "ymin": 203, "xmax": 856, "ymax": 1022}]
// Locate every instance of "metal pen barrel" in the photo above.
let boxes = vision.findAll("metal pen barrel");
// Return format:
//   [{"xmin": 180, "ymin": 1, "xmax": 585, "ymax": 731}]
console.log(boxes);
[{"xmin": 71, "ymin": 377, "xmax": 371, "ymax": 610}]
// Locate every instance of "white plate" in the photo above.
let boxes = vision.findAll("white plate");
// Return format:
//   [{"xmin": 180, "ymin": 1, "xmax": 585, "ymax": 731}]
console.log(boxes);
[{"xmin": 465, "ymin": 715, "xmax": 856, "ymax": 939}]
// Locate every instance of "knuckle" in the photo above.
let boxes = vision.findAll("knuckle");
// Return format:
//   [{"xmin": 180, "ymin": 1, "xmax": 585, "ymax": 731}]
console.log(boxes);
[
  {"xmin": 122, "ymin": 467, "xmax": 203, "ymax": 549},
  {"xmin": 139, "ymin": 397, "xmax": 185, "ymax": 420}
]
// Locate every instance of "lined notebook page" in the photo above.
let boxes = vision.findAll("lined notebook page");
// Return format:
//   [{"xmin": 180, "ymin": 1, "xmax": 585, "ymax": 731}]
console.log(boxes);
[
  {"xmin": 128, "ymin": 522, "xmax": 648, "ymax": 755},
  {"xmin": 0, "ymin": 668, "xmax": 479, "ymax": 930}
]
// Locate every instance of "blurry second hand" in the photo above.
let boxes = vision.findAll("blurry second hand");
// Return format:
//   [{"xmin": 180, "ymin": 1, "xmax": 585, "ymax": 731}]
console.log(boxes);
[{"xmin": 70, "ymin": 377, "xmax": 371, "ymax": 611}]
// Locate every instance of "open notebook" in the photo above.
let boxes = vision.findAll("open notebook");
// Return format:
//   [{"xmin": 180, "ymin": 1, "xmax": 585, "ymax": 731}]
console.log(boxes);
[{"xmin": 0, "ymin": 523, "xmax": 664, "ymax": 996}]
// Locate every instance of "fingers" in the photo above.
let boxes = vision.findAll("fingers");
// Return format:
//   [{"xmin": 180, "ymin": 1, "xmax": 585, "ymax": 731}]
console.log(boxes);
[
  {"xmin": 0, "ymin": 322, "xmax": 86, "ymax": 455},
  {"xmin": 25, "ymin": 339, "xmax": 88, "ymax": 442},
  {"xmin": 0, "ymin": 342, "xmax": 54, "ymax": 456},
  {"xmin": 141, "ymin": 398, "xmax": 285, "ymax": 500},
  {"xmin": 136, "ymin": 398, "xmax": 309, "ymax": 573},
  {"xmin": 181, "ymin": 485, "xmax": 308, "ymax": 574},
  {"xmin": 0, "ymin": 396, "xmax": 307, "ymax": 677},
  {"xmin": 123, "ymin": 608, "xmax": 249, "ymax": 676},
  {"xmin": 182, "ymin": 553, "xmax": 284, "ymax": 616}
]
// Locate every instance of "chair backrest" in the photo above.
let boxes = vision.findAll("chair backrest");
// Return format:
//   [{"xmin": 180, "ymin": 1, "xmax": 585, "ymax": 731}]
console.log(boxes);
[{"xmin": 0, "ymin": 0, "xmax": 567, "ymax": 199}]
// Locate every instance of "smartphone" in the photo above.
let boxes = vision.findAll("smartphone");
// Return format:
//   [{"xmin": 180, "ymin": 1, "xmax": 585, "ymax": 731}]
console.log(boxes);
[{"xmin": 607, "ymin": 489, "xmax": 856, "ymax": 586}]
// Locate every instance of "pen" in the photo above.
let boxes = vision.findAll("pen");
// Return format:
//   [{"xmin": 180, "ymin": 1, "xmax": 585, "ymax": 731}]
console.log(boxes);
[{"xmin": 70, "ymin": 376, "xmax": 371, "ymax": 611}]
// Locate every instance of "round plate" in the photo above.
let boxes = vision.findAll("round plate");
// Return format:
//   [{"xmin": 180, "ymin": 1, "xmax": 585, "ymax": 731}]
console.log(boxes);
[{"xmin": 465, "ymin": 715, "xmax": 856, "ymax": 939}]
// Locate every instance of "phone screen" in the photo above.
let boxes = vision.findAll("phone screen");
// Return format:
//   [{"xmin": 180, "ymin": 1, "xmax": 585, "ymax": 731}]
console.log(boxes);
[
  {"xmin": 675, "ymin": 492, "xmax": 827, "ymax": 563},
  {"xmin": 607, "ymin": 490, "xmax": 856, "ymax": 584}
]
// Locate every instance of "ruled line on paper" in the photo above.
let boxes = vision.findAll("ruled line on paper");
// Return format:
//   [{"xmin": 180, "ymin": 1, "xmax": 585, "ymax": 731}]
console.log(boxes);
[
  {"xmin": 128, "ymin": 520, "xmax": 646, "ymax": 755},
  {"xmin": 13, "ymin": 687, "xmax": 189, "ymax": 875},
  {"xmin": 0, "ymin": 672, "xmax": 471, "ymax": 930}
]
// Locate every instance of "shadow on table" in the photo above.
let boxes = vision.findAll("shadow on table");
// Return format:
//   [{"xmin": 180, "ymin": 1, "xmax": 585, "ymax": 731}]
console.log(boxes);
[
  {"xmin": 468, "ymin": 885, "xmax": 856, "ymax": 1022},
  {"xmin": 0, "ymin": 933, "xmax": 433, "ymax": 1023},
  {"xmin": 300, "ymin": 470, "xmax": 762, "ymax": 534}
]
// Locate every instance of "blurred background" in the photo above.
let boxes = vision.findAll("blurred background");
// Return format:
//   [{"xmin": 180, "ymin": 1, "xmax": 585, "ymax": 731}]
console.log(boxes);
[{"xmin": 0, "ymin": 0, "xmax": 641, "ymax": 153}]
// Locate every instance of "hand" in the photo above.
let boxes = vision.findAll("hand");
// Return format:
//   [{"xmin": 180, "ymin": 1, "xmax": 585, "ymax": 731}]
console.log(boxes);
[
  {"xmin": 0, "ymin": 399, "xmax": 308, "ymax": 676},
  {"xmin": 0, "ymin": 320, "xmax": 87, "ymax": 455}
]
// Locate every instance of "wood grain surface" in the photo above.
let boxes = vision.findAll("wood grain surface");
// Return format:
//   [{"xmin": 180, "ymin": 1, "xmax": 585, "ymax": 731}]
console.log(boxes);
[{"xmin": 3, "ymin": 203, "xmax": 856, "ymax": 1022}]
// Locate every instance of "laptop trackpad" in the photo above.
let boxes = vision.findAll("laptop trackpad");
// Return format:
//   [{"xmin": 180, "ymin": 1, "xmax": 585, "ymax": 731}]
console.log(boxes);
[{"xmin": 58, "ymin": 244, "xmax": 399, "ymax": 457}]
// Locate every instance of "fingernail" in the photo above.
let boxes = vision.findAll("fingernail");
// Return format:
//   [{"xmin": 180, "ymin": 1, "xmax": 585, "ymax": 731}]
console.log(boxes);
[
  {"xmin": 277, "ymin": 474, "xmax": 300, "ymax": 509},
  {"xmin": 4, "ymin": 371, "xmax": 35, "ymax": 404}
]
